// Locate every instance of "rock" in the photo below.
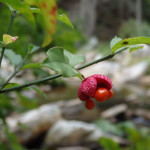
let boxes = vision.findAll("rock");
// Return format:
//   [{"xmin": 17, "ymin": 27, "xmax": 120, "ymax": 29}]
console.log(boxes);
[
  {"xmin": 129, "ymin": 109, "xmax": 150, "ymax": 121},
  {"xmin": 58, "ymin": 99, "xmax": 100, "ymax": 121},
  {"xmin": 6, "ymin": 104, "xmax": 61, "ymax": 144},
  {"xmin": 43, "ymin": 119, "xmax": 103, "ymax": 147},
  {"xmin": 114, "ymin": 61, "xmax": 149, "ymax": 85},
  {"xmin": 139, "ymin": 76, "xmax": 150, "ymax": 86},
  {"xmin": 100, "ymin": 104, "xmax": 128, "ymax": 119}
]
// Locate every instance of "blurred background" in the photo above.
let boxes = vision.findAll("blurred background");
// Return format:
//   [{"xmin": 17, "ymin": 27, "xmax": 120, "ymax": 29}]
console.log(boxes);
[{"xmin": 0, "ymin": 0, "xmax": 150, "ymax": 150}]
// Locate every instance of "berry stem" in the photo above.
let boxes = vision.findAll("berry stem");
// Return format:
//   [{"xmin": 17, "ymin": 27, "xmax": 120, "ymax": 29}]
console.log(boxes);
[{"xmin": 76, "ymin": 69, "xmax": 85, "ymax": 81}]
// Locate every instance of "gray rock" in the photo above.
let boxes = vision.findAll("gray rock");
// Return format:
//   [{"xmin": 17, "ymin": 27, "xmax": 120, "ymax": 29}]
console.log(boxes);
[
  {"xmin": 7, "ymin": 104, "xmax": 61, "ymax": 144},
  {"xmin": 44, "ymin": 119, "xmax": 103, "ymax": 147},
  {"xmin": 117, "ymin": 61, "xmax": 148, "ymax": 83}
]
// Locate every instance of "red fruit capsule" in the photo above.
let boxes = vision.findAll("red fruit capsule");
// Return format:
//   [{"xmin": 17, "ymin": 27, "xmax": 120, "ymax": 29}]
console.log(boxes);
[
  {"xmin": 94, "ymin": 87, "xmax": 108, "ymax": 102},
  {"xmin": 85, "ymin": 99, "xmax": 95, "ymax": 110},
  {"xmin": 107, "ymin": 89, "xmax": 113, "ymax": 99}
]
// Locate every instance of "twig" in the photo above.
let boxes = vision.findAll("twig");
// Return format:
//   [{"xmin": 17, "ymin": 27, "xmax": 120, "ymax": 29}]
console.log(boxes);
[
  {"xmin": 0, "ymin": 47, "xmax": 127, "ymax": 94},
  {"xmin": 0, "ymin": 11, "xmax": 16, "ymax": 68},
  {"xmin": 0, "ymin": 47, "xmax": 5, "ymax": 68}
]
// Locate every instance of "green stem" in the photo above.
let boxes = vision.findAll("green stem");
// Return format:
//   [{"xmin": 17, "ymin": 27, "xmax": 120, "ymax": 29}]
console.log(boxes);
[
  {"xmin": 0, "ymin": 47, "xmax": 5, "ymax": 68},
  {"xmin": 0, "ymin": 54, "xmax": 29, "ymax": 89},
  {"xmin": 0, "ymin": 47, "xmax": 127, "ymax": 94},
  {"xmin": 0, "ymin": 74, "xmax": 62, "ymax": 93},
  {"xmin": 0, "ymin": 11, "xmax": 16, "ymax": 68},
  {"xmin": 7, "ymin": 11, "xmax": 17, "ymax": 34}
]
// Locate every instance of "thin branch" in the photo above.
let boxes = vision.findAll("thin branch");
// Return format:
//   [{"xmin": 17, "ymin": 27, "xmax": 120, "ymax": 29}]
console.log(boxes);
[
  {"xmin": 0, "ymin": 47, "xmax": 5, "ymax": 68},
  {"xmin": 7, "ymin": 11, "xmax": 17, "ymax": 34},
  {"xmin": 0, "ymin": 47, "xmax": 127, "ymax": 94},
  {"xmin": 0, "ymin": 11, "xmax": 17, "ymax": 68}
]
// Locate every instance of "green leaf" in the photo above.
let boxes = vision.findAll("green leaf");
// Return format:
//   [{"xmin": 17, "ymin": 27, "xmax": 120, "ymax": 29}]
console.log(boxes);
[
  {"xmin": 5, "ymin": 49, "xmax": 22, "ymax": 66},
  {"xmin": 17, "ymin": 92, "xmax": 38, "ymax": 109},
  {"xmin": 64, "ymin": 50, "xmax": 85, "ymax": 66},
  {"xmin": 24, "ymin": 0, "xmax": 36, "ymax": 5},
  {"xmin": 110, "ymin": 36, "xmax": 122, "ymax": 49},
  {"xmin": 37, "ymin": 0, "xmax": 57, "ymax": 47},
  {"xmin": 27, "ymin": 44, "xmax": 40, "ymax": 54},
  {"xmin": 111, "ymin": 36, "xmax": 150, "ymax": 53},
  {"xmin": 99, "ymin": 138, "xmax": 122, "ymax": 150},
  {"xmin": 129, "ymin": 45, "xmax": 144, "ymax": 53},
  {"xmin": 57, "ymin": 14, "xmax": 74, "ymax": 30},
  {"xmin": 24, "ymin": 0, "xmax": 57, "ymax": 47},
  {"xmin": 0, "ymin": 0, "xmax": 35, "ymax": 27},
  {"xmin": 3, "ymin": 83, "xmax": 19, "ymax": 89},
  {"xmin": 21, "ymin": 63, "xmax": 41, "ymax": 70},
  {"xmin": 3, "ymin": 34, "xmax": 18, "ymax": 46},
  {"xmin": 42, "ymin": 47, "xmax": 85, "ymax": 77},
  {"xmin": 95, "ymin": 119, "xmax": 122, "ymax": 136},
  {"xmin": 30, "ymin": 86, "xmax": 48, "ymax": 100},
  {"xmin": 42, "ymin": 58, "xmax": 78, "ymax": 77}
]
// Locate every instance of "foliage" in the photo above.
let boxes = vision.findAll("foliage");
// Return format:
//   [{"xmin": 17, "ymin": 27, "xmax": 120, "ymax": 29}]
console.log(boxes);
[
  {"xmin": 97, "ymin": 119, "xmax": 150, "ymax": 150},
  {"xmin": 42, "ymin": 47, "xmax": 85, "ymax": 77},
  {"xmin": 110, "ymin": 36, "xmax": 150, "ymax": 54},
  {"xmin": 52, "ymin": 20, "xmax": 86, "ymax": 53},
  {"xmin": 0, "ymin": 0, "xmax": 150, "ymax": 149}
]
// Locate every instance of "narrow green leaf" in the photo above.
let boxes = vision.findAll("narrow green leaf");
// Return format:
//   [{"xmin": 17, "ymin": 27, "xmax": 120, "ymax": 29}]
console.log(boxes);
[
  {"xmin": 42, "ymin": 47, "xmax": 85, "ymax": 77},
  {"xmin": 112, "ymin": 36, "xmax": 150, "ymax": 53},
  {"xmin": 110, "ymin": 36, "xmax": 122, "ymax": 49},
  {"xmin": 5, "ymin": 49, "xmax": 22, "ymax": 66},
  {"xmin": 17, "ymin": 92, "xmax": 38, "ymax": 109},
  {"xmin": 57, "ymin": 14, "xmax": 74, "ymax": 30},
  {"xmin": 30, "ymin": 86, "xmax": 48, "ymax": 100},
  {"xmin": 77, "ymin": 73, "xmax": 84, "ymax": 81},
  {"xmin": 3, "ymin": 83, "xmax": 19, "ymax": 89},
  {"xmin": 21, "ymin": 63, "xmax": 41, "ymax": 70},
  {"xmin": 129, "ymin": 45, "xmax": 144, "ymax": 53}
]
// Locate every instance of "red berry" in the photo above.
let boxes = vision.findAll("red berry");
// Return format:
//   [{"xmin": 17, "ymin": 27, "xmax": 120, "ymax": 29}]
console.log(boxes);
[
  {"xmin": 107, "ymin": 89, "xmax": 113, "ymax": 99},
  {"xmin": 94, "ymin": 87, "xmax": 108, "ymax": 102},
  {"xmin": 78, "ymin": 74, "xmax": 112, "ymax": 101},
  {"xmin": 85, "ymin": 99, "xmax": 95, "ymax": 110}
]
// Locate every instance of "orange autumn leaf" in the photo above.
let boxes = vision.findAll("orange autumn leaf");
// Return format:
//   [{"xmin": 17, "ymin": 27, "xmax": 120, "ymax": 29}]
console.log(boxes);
[
  {"xmin": 25, "ymin": 0, "xmax": 57, "ymax": 47},
  {"xmin": 37, "ymin": 0, "xmax": 57, "ymax": 47}
]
